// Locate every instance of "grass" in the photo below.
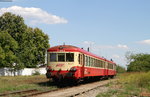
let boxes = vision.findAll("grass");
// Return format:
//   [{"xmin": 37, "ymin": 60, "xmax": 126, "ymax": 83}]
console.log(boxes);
[
  {"xmin": 0, "ymin": 75, "xmax": 57, "ymax": 93},
  {"xmin": 1, "ymin": 72, "xmax": 150, "ymax": 96},
  {"xmin": 97, "ymin": 72, "xmax": 150, "ymax": 97}
]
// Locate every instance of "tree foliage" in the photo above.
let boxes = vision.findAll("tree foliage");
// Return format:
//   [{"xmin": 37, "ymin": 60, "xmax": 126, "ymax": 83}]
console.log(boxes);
[
  {"xmin": 116, "ymin": 65, "xmax": 126, "ymax": 73},
  {"xmin": 126, "ymin": 53, "xmax": 150, "ymax": 72},
  {"xmin": 0, "ymin": 12, "xmax": 50, "ymax": 69}
]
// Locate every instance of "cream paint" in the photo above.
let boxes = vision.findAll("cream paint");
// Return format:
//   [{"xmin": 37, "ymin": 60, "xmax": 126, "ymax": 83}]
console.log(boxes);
[{"xmin": 47, "ymin": 52, "xmax": 81, "ymax": 71}]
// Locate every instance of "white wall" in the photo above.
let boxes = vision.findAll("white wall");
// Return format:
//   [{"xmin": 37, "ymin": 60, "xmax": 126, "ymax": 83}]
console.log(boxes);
[{"xmin": 0, "ymin": 67, "xmax": 46, "ymax": 76}]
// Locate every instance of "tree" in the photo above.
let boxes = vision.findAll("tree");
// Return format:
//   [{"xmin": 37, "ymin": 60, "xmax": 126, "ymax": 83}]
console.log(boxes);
[
  {"xmin": 0, "ymin": 31, "xmax": 20, "ymax": 68},
  {"xmin": 116, "ymin": 65, "xmax": 126, "ymax": 73},
  {"xmin": 126, "ymin": 53, "xmax": 150, "ymax": 72},
  {"xmin": 0, "ymin": 12, "xmax": 50, "ymax": 69},
  {"xmin": 19, "ymin": 27, "xmax": 49, "ymax": 68},
  {"xmin": 33, "ymin": 28, "xmax": 49, "ymax": 64}
]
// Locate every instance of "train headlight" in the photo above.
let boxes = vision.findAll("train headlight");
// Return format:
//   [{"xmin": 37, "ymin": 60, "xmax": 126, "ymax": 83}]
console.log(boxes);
[{"xmin": 70, "ymin": 67, "xmax": 77, "ymax": 72}]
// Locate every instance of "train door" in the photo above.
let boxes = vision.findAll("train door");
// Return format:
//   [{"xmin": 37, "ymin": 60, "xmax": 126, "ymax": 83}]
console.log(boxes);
[
  {"xmin": 104, "ymin": 62, "xmax": 108, "ymax": 76},
  {"xmin": 105, "ymin": 62, "xmax": 108, "ymax": 76},
  {"xmin": 82, "ymin": 54, "xmax": 85, "ymax": 78},
  {"xmin": 79, "ymin": 53, "xmax": 85, "ymax": 78}
]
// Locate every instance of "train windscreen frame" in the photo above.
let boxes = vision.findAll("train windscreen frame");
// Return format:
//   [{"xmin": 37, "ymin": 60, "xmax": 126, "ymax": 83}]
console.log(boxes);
[{"xmin": 49, "ymin": 53, "xmax": 74, "ymax": 62}]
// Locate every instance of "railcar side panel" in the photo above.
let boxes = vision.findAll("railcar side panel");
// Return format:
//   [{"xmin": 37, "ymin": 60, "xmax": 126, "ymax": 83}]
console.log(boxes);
[{"xmin": 83, "ymin": 67, "xmax": 105, "ymax": 77}]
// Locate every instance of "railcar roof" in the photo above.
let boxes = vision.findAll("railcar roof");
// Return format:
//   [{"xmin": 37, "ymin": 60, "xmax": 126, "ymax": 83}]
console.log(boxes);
[{"xmin": 47, "ymin": 45, "xmax": 115, "ymax": 64}]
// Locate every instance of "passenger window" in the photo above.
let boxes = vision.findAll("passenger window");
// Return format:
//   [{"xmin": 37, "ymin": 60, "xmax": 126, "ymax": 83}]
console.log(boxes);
[
  {"xmin": 80, "ymin": 54, "xmax": 83, "ymax": 65},
  {"xmin": 88, "ymin": 57, "xmax": 90, "ymax": 66},
  {"xmin": 50, "ymin": 53, "xmax": 57, "ymax": 62},
  {"xmin": 58, "ymin": 53, "xmax": 65, "ymax": 62},
  {"xmin": 86, "ymin": 56, "xmax": 88, "ymax": 66},
  {"xmin": 78, "ymin": 54, "xmax": 80, "ymax": 64},
  {"xmin": 66, "ymin": 53, "xmax": 74, "ymax": 62}
]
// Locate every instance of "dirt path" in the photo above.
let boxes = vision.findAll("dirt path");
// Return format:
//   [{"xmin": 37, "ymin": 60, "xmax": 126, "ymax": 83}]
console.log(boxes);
[{"xmin": 34, "ymin": 79, "xmax": 116, "ymax": 97}]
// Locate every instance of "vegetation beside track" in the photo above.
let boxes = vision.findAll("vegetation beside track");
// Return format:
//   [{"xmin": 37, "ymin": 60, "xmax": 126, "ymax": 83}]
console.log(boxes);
[
  {"xmin": 97, "ymin": 72, "xmax": 150, "ymax": 97},
  {"xmin": 0, "ymin": 75, "xmax": 57, "ymax": 93}
]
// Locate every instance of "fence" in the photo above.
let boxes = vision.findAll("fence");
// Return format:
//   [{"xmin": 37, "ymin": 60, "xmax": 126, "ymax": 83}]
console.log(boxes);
[{"xmin": 0, "ymin": 67, "xmax": 46, "ymax": 76}]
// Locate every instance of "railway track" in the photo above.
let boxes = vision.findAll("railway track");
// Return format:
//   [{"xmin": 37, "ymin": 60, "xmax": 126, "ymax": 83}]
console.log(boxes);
[
  {"xmin": 0, "ymin": 89, "xmax": 38, "ymax": 97},
  {"xmin": 0, "ymin": 78, "xmax": 117, "ymax": 97},
  {"xmin": 0, "ymin": 88, "xmax": 59, "ymax": 97},
  {"xmin": 34, "ymin": 78, "xmax": 117, "ymax": 97},
  {"xmin": 0, "ymin": 84, "xmax": 77, "ymax": 97}
]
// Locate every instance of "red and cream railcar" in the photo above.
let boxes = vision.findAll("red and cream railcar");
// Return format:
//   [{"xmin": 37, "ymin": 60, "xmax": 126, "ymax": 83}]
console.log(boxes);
[{"xmin": 46, "ymin": 45, "xmax": 116, "ymax": 82}]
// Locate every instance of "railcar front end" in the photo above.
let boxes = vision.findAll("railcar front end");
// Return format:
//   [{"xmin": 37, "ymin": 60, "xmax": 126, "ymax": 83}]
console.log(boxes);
[{"xmin": 46, "ymin": 49, "xmax": 83, "ymax": 82}]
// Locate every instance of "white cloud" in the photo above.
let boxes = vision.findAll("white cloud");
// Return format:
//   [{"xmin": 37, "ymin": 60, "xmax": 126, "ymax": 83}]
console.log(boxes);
[
  {"xmin": 83, "ymin": 41, "xmax": 95, "ymax": 45},
  {"xmin": 112, "ymin": 54, "xmax": 120, "ymax": 59},
  {"xmin": 138, "ymin": 39, "xmax": 150, "ymax": 45},
  {"xmin": 0, "ymin": 6, "xmax": 68, "ymax": 25},
  {"xmin": 82, "ymin": 41, "xmax": 129, "ymax": 50},
  {"xmin": 117, "ymin": 44, "xmax": 129, "ymax": 49},
  {"xmin": 97, "ymin": 44, "xmax": 129, "ymax": 49}
]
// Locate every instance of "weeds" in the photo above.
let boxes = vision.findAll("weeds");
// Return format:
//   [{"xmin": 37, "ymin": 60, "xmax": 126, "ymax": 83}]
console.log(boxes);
[
  {"xmin": 119, "ymin": 72, "xmax": 150, "ymax": 89},
  {"xmin": 97, "ymin": 72, "xmax": 150, "ymax": 97}
]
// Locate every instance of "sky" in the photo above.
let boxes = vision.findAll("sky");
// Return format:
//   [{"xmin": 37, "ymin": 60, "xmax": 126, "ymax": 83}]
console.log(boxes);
[{"xmin": 0, "ymin": 0, "xmax": 150, "ymax": 67}]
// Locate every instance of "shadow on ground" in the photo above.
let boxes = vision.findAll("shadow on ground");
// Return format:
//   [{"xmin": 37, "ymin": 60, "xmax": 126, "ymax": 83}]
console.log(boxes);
[{"xmin": 37, "ymin": 77, "xmax": 107, "ymax": 88}]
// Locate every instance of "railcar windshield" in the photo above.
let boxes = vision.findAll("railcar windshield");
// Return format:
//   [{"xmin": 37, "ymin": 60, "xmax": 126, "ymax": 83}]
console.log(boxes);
[
  {"xmin": 66, "ymin": 53, "xmax": 74, "ymax": 62},
  {"xmin": 50, "ymin": 53, "xmax": 57, "ymax": 62},
  {"xmin": 58, "ymin": 53, "xmax": 65, "ymax": 62},
  {"xmin": 49, "ymin": 53, "xmax": 74, "ymax": 62}
]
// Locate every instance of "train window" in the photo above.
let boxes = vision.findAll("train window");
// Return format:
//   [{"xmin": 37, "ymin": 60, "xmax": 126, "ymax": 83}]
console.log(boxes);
[
  {"xmin": 110, "ymin": 64, "xmax": 112, "ymax": 69},
  {"xmin": 58, "ymin": 53, "xmax": 65, "ymax": 62},
  {"xmin": 89, "ymin": 57, "xmax": 91, "ymax": 66},
  {"xmin": 86, "ymin": 56, "xmax": 88, "ymax": 66},
  {"xmin": 95, "ymin": 59, "xmax": 97, "ymax": 67},
  {"xmin": 50, "ymin": 53, "xmax": 57, "ymax": 62},
  {"xmin": 90, "ymin": 58, "xmax": 92, "ymax": 66},
  {"xmin": 100, "ymin": 61, "xmax": 102, "ymax": 67},
  {"xmin": 93, "ymin": 59, "xmax": 95, "ymax": 67},
  {"xmin": 84, "ymin": 55, "xmax": 86, "ymax": 65},
  {"xmin": 108, "ymin": 64, "xmax": 110, "ymax": 69},
  {"xmin": 96, "ymin": 60, "xmax": 98, "ymax": 67},
  {"xmin": 102, "ymin": 62, "xmax": 104, "ymax": 68},
  {"xmin": 95, "ymin": 60, "xmax": 97, "ymax": 67},
  {"xmin": 91, "ymin": 58, "xmax": 93, "ymax": 66},
  {"xmin": 103, "ymin": 62, "xmax": 106, "ymax": 68},
  {"xmin": 80, "ymin": 54, "xmax": 83, "ymax": 65},
  {"xmin": 66, "ymin": 53, "xmax": 74, "ymax": 62},
  {"xmin": 78, "ymin": 54, "xmax": 80, "ymax": 64},
  {"xmin": 101, "ymin": 61, "xmax": 103, "ymax": 68},
  {"xmin": 98, "ymin": 60, "xmax": 100, "ymax": 67},
  {"xmin": 92, "ymin": 58, "xmax": 94, "ymax": 66},
  {"xmin": 87, "ymin": 56, "xmax": 89, "ymax": 66}
]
